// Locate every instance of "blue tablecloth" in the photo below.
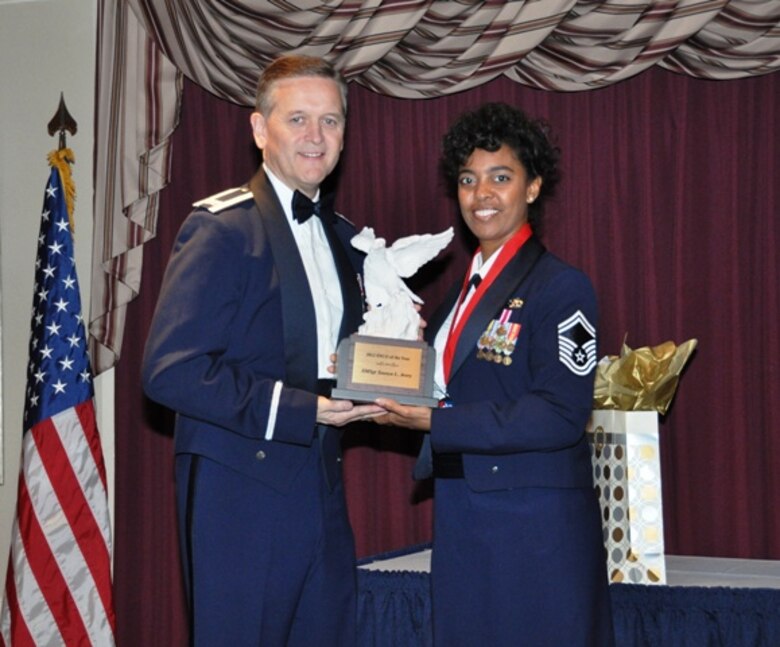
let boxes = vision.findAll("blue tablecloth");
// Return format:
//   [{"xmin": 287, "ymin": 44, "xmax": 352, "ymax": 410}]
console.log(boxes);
[{"xmin": 357, "ymin": 546, "xmax": 780, "ymax": 646}]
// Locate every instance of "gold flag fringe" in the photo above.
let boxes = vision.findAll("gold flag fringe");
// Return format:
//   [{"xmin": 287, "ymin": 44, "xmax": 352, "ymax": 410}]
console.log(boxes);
[{"xmin": 47, "ymin": 148, "xmax": 76, "ymax": 231}]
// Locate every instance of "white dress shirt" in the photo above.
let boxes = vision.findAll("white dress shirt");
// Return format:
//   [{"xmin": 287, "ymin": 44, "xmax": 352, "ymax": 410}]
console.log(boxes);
[
  {"xmin": 263, "ymin": 167, "xmax": 344, "ymax": 440},
  {"xmin": 433, "ymin": 247, "xmax": 502, "ymax": 399},
  {"xmin": 265, "ymin": 167, "xmax": 343, "ymax": 379}
]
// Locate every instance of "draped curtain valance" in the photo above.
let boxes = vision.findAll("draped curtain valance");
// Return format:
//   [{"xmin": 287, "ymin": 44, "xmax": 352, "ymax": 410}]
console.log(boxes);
[
  {"xmin": 89, "ymin": 0, "xmax": 780, "ymax": 372},
  {"xmin": 129, "ymin": 0, "xmax": 780, "ymax": 99}
]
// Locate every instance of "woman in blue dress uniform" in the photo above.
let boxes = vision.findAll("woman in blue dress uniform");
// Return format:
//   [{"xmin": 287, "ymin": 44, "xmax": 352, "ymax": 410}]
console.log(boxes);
[{"xmin": 376, "ymin": 103, "xmax": 615, "ymax": 646}]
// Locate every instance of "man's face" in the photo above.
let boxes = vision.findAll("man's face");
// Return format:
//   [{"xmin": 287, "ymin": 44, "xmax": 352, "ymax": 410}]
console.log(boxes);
[{"xmin": 250, "ymin": 76, "xmax": 345, "ymax": 198}]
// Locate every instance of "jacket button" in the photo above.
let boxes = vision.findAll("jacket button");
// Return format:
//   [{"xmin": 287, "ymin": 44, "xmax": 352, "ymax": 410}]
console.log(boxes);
[
  {"xmin": 491, "ymin": 465, "xmax": 499, "ymax": 474},
  {"xmin": 256, "ymin": 450, "xmax": 266, "ymax": 461}
]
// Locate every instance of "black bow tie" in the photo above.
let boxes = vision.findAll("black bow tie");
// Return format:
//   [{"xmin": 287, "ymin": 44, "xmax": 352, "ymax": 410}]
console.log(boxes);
[{"xmin": 292, "ymin": 190, "xmax": 336, "ymax": 225}]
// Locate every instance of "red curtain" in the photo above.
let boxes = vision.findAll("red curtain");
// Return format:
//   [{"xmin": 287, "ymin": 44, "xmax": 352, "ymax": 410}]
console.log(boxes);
[{"xmin": 114, "ymin": 68, "xmax": 780, "ymax": 644}]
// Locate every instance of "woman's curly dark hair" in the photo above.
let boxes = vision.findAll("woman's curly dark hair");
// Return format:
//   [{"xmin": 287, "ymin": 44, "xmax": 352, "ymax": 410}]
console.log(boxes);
[{"xmin": 441, "ymin": 103, "xmax": 561, "ymax": 233}]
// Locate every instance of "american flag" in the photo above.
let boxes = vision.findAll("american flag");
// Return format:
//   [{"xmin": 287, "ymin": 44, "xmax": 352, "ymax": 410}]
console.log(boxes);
[{"xmin": 0, "ymin": 157, "xmax": 116, "ymax": 645}]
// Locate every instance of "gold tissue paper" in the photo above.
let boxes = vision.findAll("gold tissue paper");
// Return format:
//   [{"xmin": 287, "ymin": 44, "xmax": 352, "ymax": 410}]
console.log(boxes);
[{"xmin": 593, "ymin": 339, "xmax": 697, "ymax": 415}]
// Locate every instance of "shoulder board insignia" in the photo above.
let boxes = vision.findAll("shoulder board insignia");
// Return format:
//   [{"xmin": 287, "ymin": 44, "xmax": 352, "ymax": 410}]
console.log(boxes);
[{"xmin": 193, "ymin": 186, "xmax": 253, "ymax": 213}]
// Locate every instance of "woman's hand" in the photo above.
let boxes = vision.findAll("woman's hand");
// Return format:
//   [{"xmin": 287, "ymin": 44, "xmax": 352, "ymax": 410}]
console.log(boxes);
[
  {"xmin": 373, "ymin": 398, "xmax": 432, "ymax": 431},
  {"xmin": 415, "ymin": 304, "xmax": 427, "ymax": 341}
]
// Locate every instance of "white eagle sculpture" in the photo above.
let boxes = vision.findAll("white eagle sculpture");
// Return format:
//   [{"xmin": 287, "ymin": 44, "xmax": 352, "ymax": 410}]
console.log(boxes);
[{"xmin": 351, "ymin": 226, "xmax": 454, "ymax": 340}]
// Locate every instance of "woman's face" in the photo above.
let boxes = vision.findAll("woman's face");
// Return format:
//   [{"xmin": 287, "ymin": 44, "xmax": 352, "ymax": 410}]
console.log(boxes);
[{"xmin": 457, "ymin": 144, "xmax": 541, "ymax": 260}]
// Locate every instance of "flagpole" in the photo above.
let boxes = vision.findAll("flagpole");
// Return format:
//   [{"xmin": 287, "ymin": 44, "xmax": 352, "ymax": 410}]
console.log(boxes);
[{"xmin": 0, "ymin": 106, "xmax": 116, "ymax": 645}]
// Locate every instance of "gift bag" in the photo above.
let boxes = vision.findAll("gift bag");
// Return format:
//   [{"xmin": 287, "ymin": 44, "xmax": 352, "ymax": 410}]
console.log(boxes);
[{"xmin": 587, "ymin": 409, "xmax": 666, "ymax": 585}]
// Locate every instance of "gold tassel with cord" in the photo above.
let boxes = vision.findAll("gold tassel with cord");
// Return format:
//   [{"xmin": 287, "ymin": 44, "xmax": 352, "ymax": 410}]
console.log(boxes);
[{"xmin": 47, "ymin": 148, "xmax": 76, "ymax": 231}]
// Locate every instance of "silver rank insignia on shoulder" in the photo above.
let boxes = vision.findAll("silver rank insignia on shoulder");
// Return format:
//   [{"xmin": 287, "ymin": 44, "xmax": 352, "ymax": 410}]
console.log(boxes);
[
  {"xmin": 507, "ymin": 298, "xmax": 524, "ymax": 309},
  {"xmin": 193, "ymin": 186, "xmax": 253, "ymax": 213}
]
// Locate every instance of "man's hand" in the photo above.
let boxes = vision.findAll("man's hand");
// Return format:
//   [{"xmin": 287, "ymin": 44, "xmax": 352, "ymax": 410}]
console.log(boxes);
[
  {"xmin": 373, "ymin": 398, "xmax": 432, "ymax": 431},
  {"xmin": 316, "ymin": 397, "xmax": 385, "ymax": 427}
]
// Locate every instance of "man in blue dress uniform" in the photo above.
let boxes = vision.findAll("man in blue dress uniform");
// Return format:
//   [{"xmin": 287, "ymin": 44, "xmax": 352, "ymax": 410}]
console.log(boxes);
[{"xmin": 142, "ymin": 55, "xmax": 381, "ymax": 646}]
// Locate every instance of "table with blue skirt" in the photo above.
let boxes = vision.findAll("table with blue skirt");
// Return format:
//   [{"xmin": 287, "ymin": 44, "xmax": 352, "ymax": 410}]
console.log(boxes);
[{"xmin": 357, "ymin": 544, "xmax": 780, "ymax": 646}]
